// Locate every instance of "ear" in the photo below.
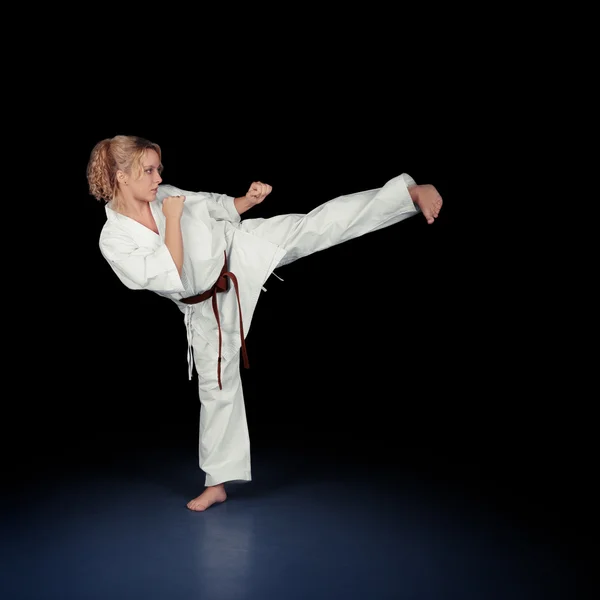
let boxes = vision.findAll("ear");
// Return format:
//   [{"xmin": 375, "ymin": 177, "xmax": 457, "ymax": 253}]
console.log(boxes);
[{"xmin": 117, "ymin": 170, "xmax": 127, "ymax": 185}]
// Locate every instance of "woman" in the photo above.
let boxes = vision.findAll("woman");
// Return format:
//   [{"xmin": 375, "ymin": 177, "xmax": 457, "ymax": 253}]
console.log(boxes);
[{"xmin": 86, "ymin": 134, "xmax": 443, "ymax": 511}]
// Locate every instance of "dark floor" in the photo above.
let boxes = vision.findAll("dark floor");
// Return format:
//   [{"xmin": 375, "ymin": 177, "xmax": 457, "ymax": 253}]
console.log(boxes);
[{"xmin": 2, "ymin": 433, "xmax": 596, "ymax": 600}]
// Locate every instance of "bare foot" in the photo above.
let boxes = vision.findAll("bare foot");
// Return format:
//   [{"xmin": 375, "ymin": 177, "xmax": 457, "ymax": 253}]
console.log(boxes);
[
  {"xmin": 413, "ymin": 184, "xmax": 443, "ymax": 224},
  {"xmin": 186, "ymin": 484, "xmax": 227, "ymax": 512}
]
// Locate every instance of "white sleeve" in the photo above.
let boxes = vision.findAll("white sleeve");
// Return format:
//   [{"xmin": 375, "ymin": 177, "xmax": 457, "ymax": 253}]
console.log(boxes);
[
  {"xmin": 203, "ymin": 192, "xmax": 241, "ymax": 223},
  {"xmin": 161, "ymin": 185, "xmax": 240, "ymax": 223},
  {"xmin": 100, "ymin": 232, "xmax": 186, "ymax": 293}
]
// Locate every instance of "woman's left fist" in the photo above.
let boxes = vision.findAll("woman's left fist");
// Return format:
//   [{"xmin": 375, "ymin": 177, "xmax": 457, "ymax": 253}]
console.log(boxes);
[{"xmin": 245, "ymin": 181, "xmax": 272, "ymax": 205}]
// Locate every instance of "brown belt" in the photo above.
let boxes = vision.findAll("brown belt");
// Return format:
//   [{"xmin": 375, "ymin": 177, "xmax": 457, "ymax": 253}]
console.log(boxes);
[{"xmin": 180, "ymin": 251, "xmax": 249, "ymax": 389}]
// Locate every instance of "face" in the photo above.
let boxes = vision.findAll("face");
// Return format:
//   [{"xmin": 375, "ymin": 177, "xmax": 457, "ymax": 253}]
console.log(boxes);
[{"xmin": 122, "ymin": 149, "xmax": 163, "ymax": 203}]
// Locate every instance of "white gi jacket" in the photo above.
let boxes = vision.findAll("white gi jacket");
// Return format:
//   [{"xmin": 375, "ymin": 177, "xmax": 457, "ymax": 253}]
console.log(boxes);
[
  {"xmin": 100, "ymin": 173, "xmax": 420, "ymax": 382},
  {"xmin": 99, "ymin": 184, "xmax": 287, "ymax": 375}
]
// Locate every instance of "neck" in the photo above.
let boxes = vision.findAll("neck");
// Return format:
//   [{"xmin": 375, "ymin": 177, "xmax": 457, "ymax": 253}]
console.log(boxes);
[{"xmin": 114, "ymin": 193, "xmax": 151, "ymax": 219}]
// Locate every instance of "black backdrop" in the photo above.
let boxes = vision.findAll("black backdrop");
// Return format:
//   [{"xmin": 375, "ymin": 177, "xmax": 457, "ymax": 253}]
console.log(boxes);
[
  {"xmin": 18, "ymin": 95, "xmax": 578, "ymax": 471},
  {"xmin": 7, "ymin": 75, "xmax": 594, "ymax": 581},
  {"xmin": 44, "ymin": 110, "xmax": 492, "ymax": 461}
]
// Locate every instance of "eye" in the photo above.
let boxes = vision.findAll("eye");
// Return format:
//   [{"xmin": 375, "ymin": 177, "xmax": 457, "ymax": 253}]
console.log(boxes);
[{"xmin": 145, "ymin": 168, "xmax": 153, "ymax": 174}]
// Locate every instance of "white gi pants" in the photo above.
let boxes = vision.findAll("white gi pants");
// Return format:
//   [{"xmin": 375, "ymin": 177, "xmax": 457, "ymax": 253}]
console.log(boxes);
[{"xmin": 193, "ymin": 174, "xmax": 418, "ymax": 486}]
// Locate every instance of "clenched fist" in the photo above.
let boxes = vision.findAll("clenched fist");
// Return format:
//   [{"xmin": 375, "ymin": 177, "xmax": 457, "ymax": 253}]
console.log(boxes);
[
  {"xmin": 245, "ymin": 181, "xmax": 272, "ymax": 206},
  {"xmin": 162, "ymin": 195, "xmax": 185, "ymax": 220}
]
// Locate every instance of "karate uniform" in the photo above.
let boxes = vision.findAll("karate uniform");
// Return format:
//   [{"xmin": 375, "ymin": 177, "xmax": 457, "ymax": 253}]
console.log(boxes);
[{"xmin": 99, "ymin": 172, "xmax": 420, "ymax": 486}]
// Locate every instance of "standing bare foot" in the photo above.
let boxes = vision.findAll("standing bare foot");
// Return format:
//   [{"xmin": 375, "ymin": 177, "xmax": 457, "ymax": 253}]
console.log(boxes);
[{"xmin": 187, "ymin": 484, "xmax": 227, "ymax": 512}]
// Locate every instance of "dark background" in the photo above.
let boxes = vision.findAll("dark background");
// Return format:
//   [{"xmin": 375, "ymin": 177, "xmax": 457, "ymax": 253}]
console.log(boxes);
[
  {"xmin": 6, "ymin": 49, "xmax": 595, "ymax": 591},
  {"xmin": 37, "ymin": 109, "xmax": 511, "ymax": 463}
]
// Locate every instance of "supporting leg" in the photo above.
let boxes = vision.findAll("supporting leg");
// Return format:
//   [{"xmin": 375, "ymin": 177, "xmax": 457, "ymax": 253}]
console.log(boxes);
[{"xmin": 187, "ymin": 334, "xmax": 251, "ymax": 511}]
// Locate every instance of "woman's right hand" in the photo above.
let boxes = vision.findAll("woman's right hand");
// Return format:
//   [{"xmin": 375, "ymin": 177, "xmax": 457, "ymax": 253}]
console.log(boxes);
[{"xmin": 162, "ymin": 195, "xmax": 186, "ymax": 220}]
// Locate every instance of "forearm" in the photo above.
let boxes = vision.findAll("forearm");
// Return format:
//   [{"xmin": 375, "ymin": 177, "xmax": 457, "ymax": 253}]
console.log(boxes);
[
  {"xmin": 234, "ymin": 196, "xmax": 254, "ymax": 215},
  {"xmin": 164, "ymin": 217, "xmax": 184, "ymax": 275}
]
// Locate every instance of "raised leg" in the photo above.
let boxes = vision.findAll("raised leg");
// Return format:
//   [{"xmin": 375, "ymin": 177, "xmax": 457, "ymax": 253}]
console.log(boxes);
[{"xmin": 239, "ymin": 173, "xmax": 421, "ymax": 266}]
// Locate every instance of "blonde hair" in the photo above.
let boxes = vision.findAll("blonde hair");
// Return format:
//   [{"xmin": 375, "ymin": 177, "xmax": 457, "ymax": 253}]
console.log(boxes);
[{"xmin": 86, "ymin": 135, "xmax": 163, "ymax": 207}]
